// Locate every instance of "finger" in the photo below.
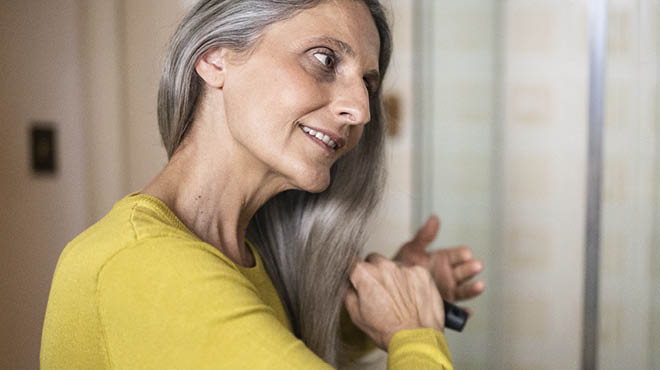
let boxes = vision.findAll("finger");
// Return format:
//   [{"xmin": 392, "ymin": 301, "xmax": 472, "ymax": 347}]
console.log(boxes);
[
  {"xmin": 349, "ymin": 262, "xmax": 370, "ymax": 290},
  {"xmin": 365, "ymin": 252, "xmax": 388, "ymax": 264},
  {"xmin": 453, "ymin": 279, "xmax": 486, "ymax": 301},
  {"xmin": 344, "ymin": 287, "xmax": 359, "ymax": 312},
  {"xmin": 350, "ymin": 261, "xmax": 386, "ymax": 292},
  {"xmin": 452, "ymin": 260, "xmax": 484, "ymax": 284},
  {"xmin": 411, "ymin": 215, "xmax": 441, "ymax": 248},
  {"xmin": 366, "ymin": 254, "xmax": 401, "ymax": 288},
  {"xmin": 344, "ymin": 287, "xmax": 365, "ymax": 323},
  {"xmin": 442, "ymin": 246, "xmax": 473, "ymax": 266}
]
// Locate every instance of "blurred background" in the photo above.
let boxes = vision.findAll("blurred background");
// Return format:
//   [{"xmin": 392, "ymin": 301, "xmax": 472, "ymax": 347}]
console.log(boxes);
[{"xmin": 0, "ymin": 0, "xmax": 657, "ymax": 369}]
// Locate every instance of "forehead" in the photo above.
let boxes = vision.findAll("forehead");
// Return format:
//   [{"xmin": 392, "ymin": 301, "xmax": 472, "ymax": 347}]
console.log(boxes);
[{"xmin": 261, "ymin": 0, "xmax": 381, "ymax": 67}]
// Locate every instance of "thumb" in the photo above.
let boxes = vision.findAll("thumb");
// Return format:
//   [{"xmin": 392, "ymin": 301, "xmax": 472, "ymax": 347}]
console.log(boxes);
[
  {"xmin": 345, "ymin": 287, "xmax": 359, "ymax": 312},
  {"xmin": 411, "ymin": 215, "xmax": 440, "ymax": 250}
]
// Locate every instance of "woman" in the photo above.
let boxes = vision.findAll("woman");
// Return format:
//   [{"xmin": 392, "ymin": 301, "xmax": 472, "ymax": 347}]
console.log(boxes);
[{"xmin": 41, "ymin": 0, "xmax": 484, "ymax": 368}]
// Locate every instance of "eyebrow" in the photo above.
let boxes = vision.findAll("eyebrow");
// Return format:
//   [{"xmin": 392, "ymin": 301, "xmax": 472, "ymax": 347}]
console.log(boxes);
[
  {"xmin": 307, "ymin": 36, "xmax": 381, "ymax": 83},
  {"xmin": 309, "ymin": 36, "xmax": 356, "ymax": 57}
]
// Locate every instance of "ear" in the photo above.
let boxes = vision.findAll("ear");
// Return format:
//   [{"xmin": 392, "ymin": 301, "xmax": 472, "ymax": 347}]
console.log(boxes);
[{"xmin": 195, "ymin": 47, "xmax": 228, "ymax": 89}]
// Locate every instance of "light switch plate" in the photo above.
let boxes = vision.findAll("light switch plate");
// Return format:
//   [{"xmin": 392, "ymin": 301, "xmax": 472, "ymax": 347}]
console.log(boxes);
[{"xmin": 31, "ymin": 123, "xmax": 57, "ymax": 174}]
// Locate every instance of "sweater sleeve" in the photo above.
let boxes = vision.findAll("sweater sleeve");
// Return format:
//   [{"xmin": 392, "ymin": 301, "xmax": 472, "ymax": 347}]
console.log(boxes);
[
  {"xmin": 96, "ymin": 240, "xmax": 452, "ymax": 370},
  {"xmin": 340, "ymin": 309, "xmax": 453, "ymax": 369},
  {"xmin": 388, "ymin": 329, "xmax": 454, "ymax": 370}
]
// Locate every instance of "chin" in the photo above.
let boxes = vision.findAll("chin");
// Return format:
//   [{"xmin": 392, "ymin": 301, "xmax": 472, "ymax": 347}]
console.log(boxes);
[
  {"xmin": 298, "ymin": 174, "xmax": 331, "ymax": 193},
  {"xmin": 291, "ymin": 166, "xmax": 332, "ymax": 193},
  {"xmin": 305, "ymin": 179, "xmax": 331, "ymax": 193}
]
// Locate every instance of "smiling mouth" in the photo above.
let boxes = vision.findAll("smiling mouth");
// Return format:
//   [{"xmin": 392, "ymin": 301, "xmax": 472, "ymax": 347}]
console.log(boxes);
[{"xmin": 299, "ymin": 124, "xmax": 339, "ymax": 150}]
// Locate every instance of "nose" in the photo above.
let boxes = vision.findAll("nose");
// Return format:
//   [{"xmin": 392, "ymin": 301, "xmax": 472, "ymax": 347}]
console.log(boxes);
[{"xmin": 330, "ymin": 77, "xmax": 371, "ymax": 126}]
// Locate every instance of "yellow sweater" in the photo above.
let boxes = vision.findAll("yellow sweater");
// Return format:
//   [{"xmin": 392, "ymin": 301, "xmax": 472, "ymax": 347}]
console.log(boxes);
[{"xmin": 41, "ymin": 193, "xmax": 453, "ymax": 369}]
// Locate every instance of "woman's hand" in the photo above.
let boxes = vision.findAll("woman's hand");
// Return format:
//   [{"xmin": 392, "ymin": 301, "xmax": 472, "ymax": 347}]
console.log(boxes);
[
  {"xmin": 344, "ymin": 253, "xmax": 444, "ymax": 351},
  {"xmin": 394, "ymin": 215, "xmax": 485, "ymax": 303}
]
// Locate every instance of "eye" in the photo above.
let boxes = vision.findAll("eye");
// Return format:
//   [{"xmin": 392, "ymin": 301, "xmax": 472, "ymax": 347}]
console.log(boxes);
[{"xmin": 313, "ymin": 52, "xmax": 335, "ymax": 68}]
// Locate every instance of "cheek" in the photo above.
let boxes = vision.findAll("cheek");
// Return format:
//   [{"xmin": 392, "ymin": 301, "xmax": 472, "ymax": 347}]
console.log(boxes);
[
  {"xmin": 275, "ymin": 67, "xmax": 327, "ymax": 115},
  {"xmin": 243, "ymin": 65, "xmax": 325, "ymax": 128},
  {"xmin": 225, "ymin": 68, "xmax": 312, "ymax": 135}
]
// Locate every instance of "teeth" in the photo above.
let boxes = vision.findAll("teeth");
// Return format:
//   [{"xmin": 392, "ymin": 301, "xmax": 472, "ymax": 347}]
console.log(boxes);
[{"xmin": 300, "ymin": 124, "xmax": 338, "ymax": 149}]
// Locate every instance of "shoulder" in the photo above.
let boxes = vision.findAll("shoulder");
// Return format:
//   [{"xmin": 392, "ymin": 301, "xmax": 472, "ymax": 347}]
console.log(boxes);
[
  {"xmin": 96, "ymin": 237, "xmax": 266, "ymax": 334},
  {"xmin": 98, "ymin": 237, "xmax": 249, "ymax": 291},
  {"xmin": 54, "ymin": 193, "xmax": 222, "ymax": 280},
  {"xmin": 93, "ymin": 193, "xmax": 262, "ymax": 298}
]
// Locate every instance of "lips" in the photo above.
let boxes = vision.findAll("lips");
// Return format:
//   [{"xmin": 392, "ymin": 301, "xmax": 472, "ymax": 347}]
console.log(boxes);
[{"xmin": 298, "ymin": 124, "xmax": 346, "ymax": 150}]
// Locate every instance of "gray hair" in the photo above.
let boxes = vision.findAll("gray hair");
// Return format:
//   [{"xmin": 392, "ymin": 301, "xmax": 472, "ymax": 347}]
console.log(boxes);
[{"xmin": 158, "ymin": 0, "xmax": 392, "ymax": 366}]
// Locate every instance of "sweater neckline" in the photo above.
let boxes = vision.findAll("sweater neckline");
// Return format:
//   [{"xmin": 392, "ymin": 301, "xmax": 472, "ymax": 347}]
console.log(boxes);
[{"xmin": 124, "ymin": 192, "xmax": 262, "ymax": 271}]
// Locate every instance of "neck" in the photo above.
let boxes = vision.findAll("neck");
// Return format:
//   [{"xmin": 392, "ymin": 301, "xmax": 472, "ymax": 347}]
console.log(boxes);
[{"xmin": 143, "ymin": 111, "xmax": 291, "ymax": 267}]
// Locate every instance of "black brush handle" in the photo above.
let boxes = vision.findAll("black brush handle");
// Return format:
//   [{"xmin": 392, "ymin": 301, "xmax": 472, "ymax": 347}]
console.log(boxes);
[{"xmin": 443, "ymin": 299, "xmax": 469, "ymax": 332}]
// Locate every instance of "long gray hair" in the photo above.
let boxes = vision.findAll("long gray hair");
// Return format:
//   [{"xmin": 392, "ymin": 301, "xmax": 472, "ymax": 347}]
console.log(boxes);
[{"xmin": 158, "ymin": 0, "xmax": 392, "ymax": 366}]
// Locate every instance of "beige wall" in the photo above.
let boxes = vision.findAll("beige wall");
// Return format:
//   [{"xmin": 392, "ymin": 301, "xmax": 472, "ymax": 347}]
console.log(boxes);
[
  {"xmin": 0, "ymin": 1, "xmax": 88, "ymax": 368},
  {"xmin": 600, "ymin": 0, "xmax": 660, "ymax": 368},
  {"xmin": 496, "ymin": 2, "xmax": 589, "ymax": 368},
  {"xmin": 80, "ymin": 0, "xmax": 126, "ymax": 220},
  {"xmin": 121, "ymin": 0, "xmax": 180, "ymax": 192},
  {"xmin": 82, "ymin": 0, "xmax": 184, "ymax": 218}
]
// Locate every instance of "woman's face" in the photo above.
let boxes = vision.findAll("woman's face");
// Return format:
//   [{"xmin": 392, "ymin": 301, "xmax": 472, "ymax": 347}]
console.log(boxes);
[{"xmin": 219, "ymin": 0, "xmax": 381, "ymax": 192}]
